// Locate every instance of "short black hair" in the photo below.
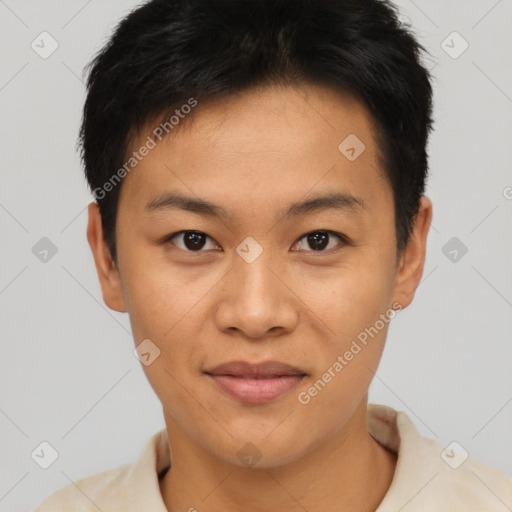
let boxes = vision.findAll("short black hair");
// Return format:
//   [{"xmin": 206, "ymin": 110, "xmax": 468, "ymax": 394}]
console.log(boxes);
[{"xmin": 80, "ymin": 0, "xmax": 434, "ymax": 265}]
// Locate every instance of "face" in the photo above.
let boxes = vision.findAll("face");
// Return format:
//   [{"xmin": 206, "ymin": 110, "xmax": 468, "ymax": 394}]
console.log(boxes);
[{"xmin": 88, "ymin": 83, "xmax": 431, "ymax": 468}]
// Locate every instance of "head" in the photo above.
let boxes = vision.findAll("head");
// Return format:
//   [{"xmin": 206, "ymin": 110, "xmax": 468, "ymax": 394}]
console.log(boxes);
[{"xmin": 85, "ymin": 0, "xmax": 433, "ymax": 468}]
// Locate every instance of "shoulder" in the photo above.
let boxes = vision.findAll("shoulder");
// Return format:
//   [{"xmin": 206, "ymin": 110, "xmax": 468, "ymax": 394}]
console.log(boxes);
[
  {"xmin": 369, "ymin": 404, "xmax": 512, "ymax": 511},
  {"xmin": 33, "ymin": 463, "xmax": 133, "ymax": 511},
  {"xmin": 33, "ymin": 428, "xmax": 170, "ymax": 512},
  {"xmin": 414, "ymin": 434, "xmax": 512, "ymax": 510}
]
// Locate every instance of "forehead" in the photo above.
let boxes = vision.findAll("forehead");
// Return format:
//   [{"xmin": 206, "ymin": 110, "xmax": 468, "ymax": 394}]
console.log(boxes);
[
  {"xmin": 120, "ymin": 83, "xmax": 391, "ymax": 224},
  {"xmin": 156, "ymin": 84, "xmax": 379, "ymax": 158}
]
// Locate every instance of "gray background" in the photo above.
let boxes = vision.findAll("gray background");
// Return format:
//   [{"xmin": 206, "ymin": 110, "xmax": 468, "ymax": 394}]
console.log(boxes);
[{"xmin": 1, "ymin": 0, "xmax": 511, "ymax": 510}]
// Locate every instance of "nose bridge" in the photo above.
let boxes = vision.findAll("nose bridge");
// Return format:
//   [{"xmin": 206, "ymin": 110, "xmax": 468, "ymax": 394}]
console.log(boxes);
[
  {"xmin": 234, "ymin": 241, "xmax": 280, "ymax": 310},
  {"xmin": 214, "ymin": 240, "xmax": 297, "ymax": 338}
]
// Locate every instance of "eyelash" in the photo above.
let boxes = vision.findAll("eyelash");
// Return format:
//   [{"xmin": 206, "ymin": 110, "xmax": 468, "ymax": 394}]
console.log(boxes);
[{"xmin": 162, "ymin": 230, "xmax": 349, "ymax": 254}]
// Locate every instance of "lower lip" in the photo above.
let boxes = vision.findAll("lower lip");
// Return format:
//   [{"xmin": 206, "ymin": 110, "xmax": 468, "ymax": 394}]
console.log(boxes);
[{"xmin": 207, "ymin": 374, "xmax": 305, "ymax": 403}]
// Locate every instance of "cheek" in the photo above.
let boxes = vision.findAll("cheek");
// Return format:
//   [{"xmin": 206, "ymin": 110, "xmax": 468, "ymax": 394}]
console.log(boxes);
[
  {"xmin": 125, "ymin": 265, "xmax": 210, "ymax": 407},
  {"xmin": 297, "ymin": 288, "xmax": 392, "ymax": 426},
  {"xmin": 122, "ymin": 256, "xmax": 230, "ymax": 400},
  {"xmin": 292, "ymin": 253, "xmax": 395, "ymax": 405},
  {"xmin": 120, "ymin": 248, "xmax": 214, "ymax": 340},
  {"xmin": 297, "ymin": 254, "xmax": 395, "ymax": 343}
]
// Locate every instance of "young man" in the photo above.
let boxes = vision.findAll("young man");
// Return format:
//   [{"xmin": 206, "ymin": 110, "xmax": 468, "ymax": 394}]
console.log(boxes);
[{"xmin": 35, "ymin": 0, "xmax": 512, "ymax": 510}]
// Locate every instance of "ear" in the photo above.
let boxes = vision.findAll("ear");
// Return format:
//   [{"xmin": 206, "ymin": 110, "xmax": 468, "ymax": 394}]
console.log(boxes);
[
  {"xmin": 392, "ymin": 196, "xmax": 433, "ymax": 309},
  {"xmin": 86, "ymin": 202, "xmax": 127, "ymax": 313}
]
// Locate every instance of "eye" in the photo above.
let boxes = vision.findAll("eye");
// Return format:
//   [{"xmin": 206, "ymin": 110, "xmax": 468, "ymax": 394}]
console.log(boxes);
[
  {"xmin": 164, "ymin": 230, "xmax": 220, "ymax": 252},
  {"xmin": 292, "ymin": 230, "xmax": 348, "ymax": 252},
  {"xmin": 163, "ymin": 229, "xmax": 348, "ymax": 253}
]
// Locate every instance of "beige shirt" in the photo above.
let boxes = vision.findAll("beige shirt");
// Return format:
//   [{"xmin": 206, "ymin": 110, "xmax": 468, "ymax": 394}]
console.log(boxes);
[{"xmin": 34, "ymin": 404, "xmax": 512, "ymax": 511}]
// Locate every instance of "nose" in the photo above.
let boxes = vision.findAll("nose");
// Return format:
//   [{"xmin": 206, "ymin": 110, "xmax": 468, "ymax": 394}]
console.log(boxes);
[{"xmin": 213, "ymin": 249, "xmax": 299, "ymax": 340}]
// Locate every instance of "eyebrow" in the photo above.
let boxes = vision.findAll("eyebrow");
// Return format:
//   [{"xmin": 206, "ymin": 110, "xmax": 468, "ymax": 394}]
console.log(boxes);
[{"xmin": 144, "ymin": 191, "xmax": 367, "ymax": 220}]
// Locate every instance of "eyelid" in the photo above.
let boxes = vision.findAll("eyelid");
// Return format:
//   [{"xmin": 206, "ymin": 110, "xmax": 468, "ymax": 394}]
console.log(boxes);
[
  {"xmin": 163, "ymin": 229, "xmax": 349, "ymax": 253},
  {"xmin": 292, "ymin": 230, "xmax": 349, "ymax": 253},
  {"xmin": 163, "ymin": 230, "xmax": 220, "ymax": 251}
]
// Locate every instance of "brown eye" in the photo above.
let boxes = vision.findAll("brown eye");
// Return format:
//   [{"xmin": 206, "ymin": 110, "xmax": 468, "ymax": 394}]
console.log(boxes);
[
  {"xmin": 166, "ymin": 231, "xmax": 219, "ymax": 252},
  {"xmin": 293, "ymin": 230, "xmax": 346, "ymax": 252}
]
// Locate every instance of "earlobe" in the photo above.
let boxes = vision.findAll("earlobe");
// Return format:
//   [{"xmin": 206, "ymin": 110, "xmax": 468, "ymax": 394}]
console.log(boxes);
[
  {"xmin": 392, "ymin": 196, "xmax": 433, "ymax": 310},
  {"xmin": 86, "ymin": 202, "xmax": 127, "ymax": 313}
]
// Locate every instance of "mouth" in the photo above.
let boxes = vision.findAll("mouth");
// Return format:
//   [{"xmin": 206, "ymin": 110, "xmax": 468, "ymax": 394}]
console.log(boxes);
[{"xmin": 204, "ymin": 360, "xmax": 307, "ymax": 404}]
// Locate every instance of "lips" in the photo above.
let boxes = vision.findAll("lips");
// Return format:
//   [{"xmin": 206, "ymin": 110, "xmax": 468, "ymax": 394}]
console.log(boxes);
[
  {"xmin": 204, "ymin": 360, "xmax": 307, "ymax": 403},
  {"xmin": 205, "ymin": 360, "xmax": 306, "ymax": 378}
]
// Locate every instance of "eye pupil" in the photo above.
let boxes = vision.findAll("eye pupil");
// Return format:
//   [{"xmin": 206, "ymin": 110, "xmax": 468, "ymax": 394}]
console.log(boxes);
[
  {"xmin": 173, "ymin": 230, "xmax": 340, "ymax": 253},
  {"xmin": 184, "ymin": 231, "xmax": 206, "ymax": 250},
  {"xmin": 307, "ymin": 231, "xmax": 329, "ymax": 251}
]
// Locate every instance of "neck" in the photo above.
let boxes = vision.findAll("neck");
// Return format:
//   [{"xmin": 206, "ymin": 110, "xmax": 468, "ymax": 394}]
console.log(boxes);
[{"xmin": 159, "ymin": 400, "xmax": 396, "ymax": 512}]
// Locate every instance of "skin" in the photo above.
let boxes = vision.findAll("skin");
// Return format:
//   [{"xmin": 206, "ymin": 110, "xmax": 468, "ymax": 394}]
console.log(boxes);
[{"xmin": 87, "ymin": 83, "xmax": 432, "ymax": 512}]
